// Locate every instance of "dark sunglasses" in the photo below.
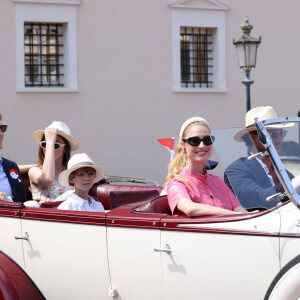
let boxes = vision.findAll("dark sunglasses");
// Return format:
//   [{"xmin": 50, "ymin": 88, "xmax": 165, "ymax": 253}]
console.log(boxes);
[
  {"xmin": 268, "ymin": 130, "xmax": 287, "ymax": 139},
  {"xmin": 40, "ymin": 141, "xmax": 65, "ymax": 150},
  {"xmin": 183, "ymin": 135, "xmax": 215, "ymax": 147},
  {"xmin": 0, "ymin": 125, "xmax": 7, "ymax": 133}
]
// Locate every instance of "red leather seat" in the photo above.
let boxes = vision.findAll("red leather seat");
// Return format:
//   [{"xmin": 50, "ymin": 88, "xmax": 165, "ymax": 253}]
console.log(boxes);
[
  {"xmin": 151, "ymin": 196, "xmax": 171, "ymax": 214},
  {"xmin": 109, "ymin": 190, "xmax": 160, "ymax": 209},
  {"xmin": 40, "ymin": 201, "xmax": 64, "ymax": 209},
  {"xmin": 133, "ymin": 196, "xmax": 171, "ymax": 215},
  {"xmin": 90, "ymin": 184, "xmax": 163, "ymax": 210},
  {"xmin": 19, "ymin": 168, "xmax": 164, "ymax": 210},
  {"xmin": 21, "ymin": 173, "xmax": 32, "ymax": 200}
]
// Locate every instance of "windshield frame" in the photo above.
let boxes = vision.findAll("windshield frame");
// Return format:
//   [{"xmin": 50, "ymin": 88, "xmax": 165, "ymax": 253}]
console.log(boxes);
[{"xmin": 255, "ymin": 117, "xmax": 300, "ymax": 209}]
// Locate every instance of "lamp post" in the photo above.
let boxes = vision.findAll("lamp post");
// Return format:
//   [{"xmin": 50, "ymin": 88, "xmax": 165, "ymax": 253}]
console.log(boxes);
[{"xmin": 233, "ymin": 18, "xmax": 261, "ymax": 112}]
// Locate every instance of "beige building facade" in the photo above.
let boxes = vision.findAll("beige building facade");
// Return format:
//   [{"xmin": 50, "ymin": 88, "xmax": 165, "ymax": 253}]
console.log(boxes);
[{"xmin": 1, "ymin": 0, "xmax": 299, "ymax": 185}]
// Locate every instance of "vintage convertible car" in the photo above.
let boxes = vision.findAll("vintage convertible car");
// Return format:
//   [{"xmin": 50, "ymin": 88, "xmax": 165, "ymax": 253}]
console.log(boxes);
[{"xmin": 1, "ymin": 118, "xmax": 300, "ymax": 300}]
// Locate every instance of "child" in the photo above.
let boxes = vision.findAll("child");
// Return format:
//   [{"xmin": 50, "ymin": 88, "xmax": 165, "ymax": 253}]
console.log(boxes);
[{"xmin": 57, "ymin": 153, "xmax": 106, "ymax": 212}]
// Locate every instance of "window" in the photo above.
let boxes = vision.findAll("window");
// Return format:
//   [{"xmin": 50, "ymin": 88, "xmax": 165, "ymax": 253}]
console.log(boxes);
[
  {"xmin": 13, "ymin": 0, "xmax": 80, "ymax": 92},
  {"xmin": 24, "ymin": 23, "xmax": 64, "ymax": 87},
  {"xmin": 169, "ymin": 0, "xmax": 228, "ymax": 93},
  {"xmin": 180, "ymin": 27, "xmax": 213, "ymax": 88}
]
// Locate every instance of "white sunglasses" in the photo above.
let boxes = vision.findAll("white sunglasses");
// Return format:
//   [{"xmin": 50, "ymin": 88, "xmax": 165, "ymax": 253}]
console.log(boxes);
[{"xmin": 40, "ymin": 141, "xmax": 65, "ymax": 150}]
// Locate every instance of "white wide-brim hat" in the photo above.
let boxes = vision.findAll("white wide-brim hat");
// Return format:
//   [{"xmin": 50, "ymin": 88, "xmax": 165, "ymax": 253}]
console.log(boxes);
[
  {"xmin": 179, "ymin": 117, "xmax": 211, "ymax": 140},
  {"xmin": 234, "ymin": 106, "xmax": 294, "ymax": 142},
  {"xmin": 58, "ymin": 153, "xmax": 106, "ymax": 187},
  {"xmin": 33, "ymin": 121, "xmax": 79, "ymax": 151}
]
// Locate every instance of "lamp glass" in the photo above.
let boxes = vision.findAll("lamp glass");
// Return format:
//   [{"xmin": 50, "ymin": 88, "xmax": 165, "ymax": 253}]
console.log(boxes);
[
  {"xmin": 235, "ymin": 43, "xmax": 246, "ymax": 67},
  {"xmin": 245, "ymin": 43, "xmax": 258, "ymax": 68},
  {"xmin": 235, "ymin": 43, "xmax": 258, "ymax": 70}
]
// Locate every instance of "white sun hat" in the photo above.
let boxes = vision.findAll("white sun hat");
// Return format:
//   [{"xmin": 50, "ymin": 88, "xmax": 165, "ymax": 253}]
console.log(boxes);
[
  {"xmin": 179, "ymin": 117, "xmax": 211, "ymax": 140},
  {"xmin": 234, "ymin": 106, "xmax": 294, "ymax": 142},
  {"xmin": 58, "ymin": 153, "xmax": 106, "ymax": 187},
  {"xmin": 33, "ymin": 121, "xmax": 79, "ymax": 151}
]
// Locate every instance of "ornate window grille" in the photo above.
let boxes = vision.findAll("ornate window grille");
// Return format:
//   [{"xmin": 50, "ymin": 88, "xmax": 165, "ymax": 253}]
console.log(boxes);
[
  {"xmin": 24, "ymin": 23, "xmax": 64, "ymax": 87},
  {"xmin": 180, "ymin": 27, "xmax": 213, "ymax": 88}
]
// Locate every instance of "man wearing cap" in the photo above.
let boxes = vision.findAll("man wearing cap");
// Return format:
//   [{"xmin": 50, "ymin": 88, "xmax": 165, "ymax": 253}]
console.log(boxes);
[
  {"xmin": 0, "ymin": 113, "xmax": 26, "ymax": 202},
  {"xmin": 224, "ymin": 106, "xmax": 294, "ymax": 209}
]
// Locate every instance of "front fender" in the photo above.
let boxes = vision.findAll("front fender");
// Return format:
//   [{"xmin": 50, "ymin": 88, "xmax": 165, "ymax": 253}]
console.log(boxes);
[
  {"xmin": 0, "ymin": 267, "xmax": 19, "ymax": 300},
  {"xmin": 265, "ymin": 255, "xmax": 300, "ymax": 299},
  {"xmin": 0, "ymin": 251, "xmax": 44, "ymax": 300}
]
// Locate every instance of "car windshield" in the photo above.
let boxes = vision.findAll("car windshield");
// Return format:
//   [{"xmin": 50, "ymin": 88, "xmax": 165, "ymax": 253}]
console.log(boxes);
[{"xmin": 211, "ymin": 119, "xmax": 300, "ymax": 210}]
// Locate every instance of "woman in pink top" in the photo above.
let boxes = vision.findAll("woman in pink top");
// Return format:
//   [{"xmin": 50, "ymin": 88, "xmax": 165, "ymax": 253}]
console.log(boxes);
[{"xmin": 166, "ymin": 117, "xmax": 247, "ymax": 217}]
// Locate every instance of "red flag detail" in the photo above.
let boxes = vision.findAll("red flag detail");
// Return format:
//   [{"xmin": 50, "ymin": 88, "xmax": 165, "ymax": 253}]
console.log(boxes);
[{"xmin": 157, "ymin": 138, "xmax": 174, "ymax": 150}]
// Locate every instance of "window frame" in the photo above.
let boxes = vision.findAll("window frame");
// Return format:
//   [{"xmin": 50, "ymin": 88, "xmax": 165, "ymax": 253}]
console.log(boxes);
[
  {"xmin": 169, "ymin": 0, "xmax": 228, "ymax": 93},
  {"xmin": 13, "ymin": 0, "xmax": 80, "ymax": 92}
]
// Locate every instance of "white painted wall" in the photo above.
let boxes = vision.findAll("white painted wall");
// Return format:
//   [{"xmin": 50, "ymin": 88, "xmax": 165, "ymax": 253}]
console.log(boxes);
[{"xmin": 1, "ymin": 0, "xmax": 300, "ymax": 185}]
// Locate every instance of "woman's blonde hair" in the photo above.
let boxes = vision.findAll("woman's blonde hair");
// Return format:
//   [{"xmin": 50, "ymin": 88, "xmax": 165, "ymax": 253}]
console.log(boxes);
[{"xmin": 166, "ymin": 120, "xmax": 211, "ymax": 182}]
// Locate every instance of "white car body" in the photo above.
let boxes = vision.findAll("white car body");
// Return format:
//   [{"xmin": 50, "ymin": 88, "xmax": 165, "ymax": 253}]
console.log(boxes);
[{"xmin": 1, "ymin": 117, "xmax": 300, "ymax": 300}]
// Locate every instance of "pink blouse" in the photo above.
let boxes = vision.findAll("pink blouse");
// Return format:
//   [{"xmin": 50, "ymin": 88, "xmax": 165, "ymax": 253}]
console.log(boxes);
[{"xmin": 167, "ymin": 167, "xmax": 240, "ymax": 214}]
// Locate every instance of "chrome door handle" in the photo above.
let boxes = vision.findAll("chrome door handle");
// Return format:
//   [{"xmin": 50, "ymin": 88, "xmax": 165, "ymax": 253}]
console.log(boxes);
[
  {"xmin": 154, "ymin": 244, "xmax": 171, "ymax": 254},
  {"xmin": 15, "ymin": 232, "xmax": 29, "ymax": 241}
]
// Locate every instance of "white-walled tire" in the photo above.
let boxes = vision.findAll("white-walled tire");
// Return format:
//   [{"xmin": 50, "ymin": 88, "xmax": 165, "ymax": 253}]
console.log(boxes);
[{"xmin": 265, "ymin": 255, "xmax": 300, "ymax": 300}]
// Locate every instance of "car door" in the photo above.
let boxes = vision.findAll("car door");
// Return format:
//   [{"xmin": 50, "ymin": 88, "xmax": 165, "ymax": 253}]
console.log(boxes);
[
  {"xmin": 106, "ymin": 206, "xmax": 165, "ymax": 300},
  {"xmin": 159, "ymin": 210, "xmax": 281, "ymax": 300},
  {"xmin": 18, "ymin": 207, "xmax": 111, "ymax": 300},
  {"xmin": 0, "ymin": 202, "xmax": 24, "ymax": 268},
  {"xmin": 278, "ymin": 201, "xmax": 300, "ymax": 267}
]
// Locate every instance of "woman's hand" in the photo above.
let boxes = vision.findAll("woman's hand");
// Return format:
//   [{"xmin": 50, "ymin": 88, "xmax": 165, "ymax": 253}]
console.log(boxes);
[
  {"xmin": 234, "ymin": 205, "xmax": 248, "ymax": 214},
  {"xmin": 40, "ymin": 127, "xmax": 58, "ymax": 185},
  {"xmin": 39, "ymin": 196, "xmax": 53, "ymax": 204},
  {"xmin": 44, "ymin": 127, "xmax": 58, "ymax": 146}
]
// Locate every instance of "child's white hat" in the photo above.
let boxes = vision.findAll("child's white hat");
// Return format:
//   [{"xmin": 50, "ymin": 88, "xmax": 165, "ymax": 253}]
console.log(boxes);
[{"xmin": 58, "ymin": 153, "xmax": 106, "ymax": 187}]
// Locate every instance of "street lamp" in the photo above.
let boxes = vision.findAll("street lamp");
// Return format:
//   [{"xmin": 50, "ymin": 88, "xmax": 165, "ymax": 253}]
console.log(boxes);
[{"xmin": 233, "ymin": 18, "xmax": 261, "ymax": 112}]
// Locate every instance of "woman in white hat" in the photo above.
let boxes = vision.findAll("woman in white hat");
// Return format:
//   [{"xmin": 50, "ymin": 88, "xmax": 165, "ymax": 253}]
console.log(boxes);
[
  {"xmin": 28, "ymin": 121, "xmax": 79, "ymax": 202},
  {"xmin": 166, "ymin": 117, "xmax": 248, "ymax": 217},
  {"xmin": 57, "ymin": 153, "xmax": 106, "ymax": 212}
]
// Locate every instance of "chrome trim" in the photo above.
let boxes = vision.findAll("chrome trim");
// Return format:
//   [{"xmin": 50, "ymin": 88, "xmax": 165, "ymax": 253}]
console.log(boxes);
[
  {"xmin": 255, "ymin": 117, "xmax": 300, "ymax": 208},
  {"xmin": 154, "ymin": 244, "xmax": 172, "ymax": 254},
  {"xmin": 14, "ymin": 232, "xmax": 29, "ymax": 241},
  {"xmin": 104, "ymin": 175, "xmax": 159, "ymax": 186},
  {"xmin": 248, "ymin": 151, "xmax": 267, "ymax": 160},
  {"xmin": 266, "ymin": 192, "xmax": 285, "ymax": 202}
]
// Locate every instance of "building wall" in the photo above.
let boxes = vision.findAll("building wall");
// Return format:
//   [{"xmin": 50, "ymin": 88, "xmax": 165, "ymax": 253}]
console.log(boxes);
[{"xmin": 1, "ymin": 0, "xmax": 299, "ymax": 185}]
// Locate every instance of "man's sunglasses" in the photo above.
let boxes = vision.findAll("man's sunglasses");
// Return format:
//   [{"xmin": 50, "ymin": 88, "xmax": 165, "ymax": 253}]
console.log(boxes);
[
  {"xmin": 183, "ymin": 135, "xmax": 215, "ymax": 147},
  {"xmin": 0, "ymin": 125, "xmax": 7, "ymax": 133},
  {"xmin": 268, "ymin": 130, "xmax": 287, "ymax": 139},
  {"xmin": 40, "ymin": 141, "xmax": 65, "ymax": 150}
]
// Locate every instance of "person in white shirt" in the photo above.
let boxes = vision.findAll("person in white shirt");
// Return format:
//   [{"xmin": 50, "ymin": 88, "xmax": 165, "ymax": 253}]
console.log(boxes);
[{"xmin": 57, "ymin": 153, "xmax": 106, "ymax": 212}]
